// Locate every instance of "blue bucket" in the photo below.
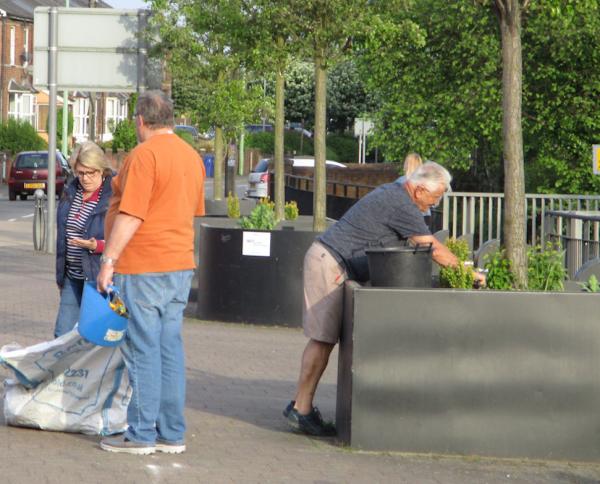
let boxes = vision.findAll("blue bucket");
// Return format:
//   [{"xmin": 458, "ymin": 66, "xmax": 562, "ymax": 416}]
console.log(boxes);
[{"xmin": 78, "ymin": 282, "xmax": 128, "ymax": 347}]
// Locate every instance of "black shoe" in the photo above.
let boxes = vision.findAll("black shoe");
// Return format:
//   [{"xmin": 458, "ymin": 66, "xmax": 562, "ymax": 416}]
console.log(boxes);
[
  {"xmin": 283, "ymin": 400, "xmax": 295, "ymax": 418},
  {"xmin": 286, "ymin": 405, "xmax": 336, "ymax": 437}
]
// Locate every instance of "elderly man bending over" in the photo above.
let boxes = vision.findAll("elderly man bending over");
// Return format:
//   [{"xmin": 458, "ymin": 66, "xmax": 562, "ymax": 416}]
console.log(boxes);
[{"xmin": 284, "ymin": 161, "xmax": 485, "ymax": 436}]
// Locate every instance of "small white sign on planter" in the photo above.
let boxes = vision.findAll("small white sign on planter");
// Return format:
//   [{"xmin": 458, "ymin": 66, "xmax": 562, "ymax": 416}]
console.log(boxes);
[{"xmin": 242, "ymin": 231, "xmax": 271, "ymax": 257}]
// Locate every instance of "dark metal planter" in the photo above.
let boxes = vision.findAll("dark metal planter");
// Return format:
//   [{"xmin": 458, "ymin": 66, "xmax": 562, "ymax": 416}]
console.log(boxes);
[
  {"xmin": 337, "ymin": 282, "xmax": 600, "ymax": 462},
  {"xmin": 194, "ymin": 216, "xmax": 318, "ymax": 326}
]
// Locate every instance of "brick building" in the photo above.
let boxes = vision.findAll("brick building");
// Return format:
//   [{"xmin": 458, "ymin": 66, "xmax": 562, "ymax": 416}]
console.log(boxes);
[{"xmin": 0, "ymin": 1, "xmax": 130, "ymax": 145}]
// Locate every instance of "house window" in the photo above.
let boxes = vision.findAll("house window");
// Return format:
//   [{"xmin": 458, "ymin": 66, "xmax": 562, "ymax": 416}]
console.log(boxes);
[
  {"xmin": 23, "ymin": 28, "xmax": 29, "ymax": 64},
  {"xmin": 10, "ymin": 26, "xmax": 15, "ymax": 65},
  {"xmin": 104, "ymin": 97, "xmax": 128, "ymax": 134},
  {"xmin": 8, "ymin": 93, "xmax": 35, "ymax": 126},
  {"xmin": 73, "ymin": 98, "xmax": 90, "ymax": 141}
]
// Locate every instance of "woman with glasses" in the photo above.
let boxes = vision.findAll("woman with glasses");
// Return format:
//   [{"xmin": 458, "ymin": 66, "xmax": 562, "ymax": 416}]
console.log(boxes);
[{"xmin": 54, "ymin": 141, "xmax": 114, "ymax": 337}]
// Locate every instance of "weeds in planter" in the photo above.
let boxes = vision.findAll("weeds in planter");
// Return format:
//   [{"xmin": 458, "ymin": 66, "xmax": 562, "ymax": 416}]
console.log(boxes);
[
  {"xmin": 239, "ymin": 198, "xmax": 276, "ymax": 230},
  {"xmin": 439, "ymin": 238, "xmax": 474, "ymax": 289},
  {"xmin": 483, "ymin": 249, "xmax": 514, "ymax": 290},
  {"xmin": 579, "ymin": 274, "xmax": 600, "ymax": 293},
  {"xmin": 527, "ymin": 243, "xmax": 566, "ymax": 291},
  {"xmin": 227, "ymin": 191, "xmax": 240, "ymax": 219},
  {"xmin": 284, "ymin": 201, "xmax": 299, "ymax": 220}
]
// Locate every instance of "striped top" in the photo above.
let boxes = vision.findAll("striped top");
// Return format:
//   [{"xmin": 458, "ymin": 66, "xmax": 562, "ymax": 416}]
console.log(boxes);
[{"xmin": 65, "ymin": 186, "xmax": 102, "ymax": 280}]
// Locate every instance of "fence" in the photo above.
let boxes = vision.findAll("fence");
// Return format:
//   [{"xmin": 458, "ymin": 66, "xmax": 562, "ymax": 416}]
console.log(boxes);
[{"xmin": 441, "ymin": 192, "xmax": 600, "ymax": 251}]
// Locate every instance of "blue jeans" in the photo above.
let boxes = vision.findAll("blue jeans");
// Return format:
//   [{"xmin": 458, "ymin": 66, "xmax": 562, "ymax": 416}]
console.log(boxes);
[
  {"xmin": 114, "ymin": 270, "xmax": 193, "ymax": 444},
  {"xmin": 54, "ymin": 277, "xmax": 85, "ymax": 338}
]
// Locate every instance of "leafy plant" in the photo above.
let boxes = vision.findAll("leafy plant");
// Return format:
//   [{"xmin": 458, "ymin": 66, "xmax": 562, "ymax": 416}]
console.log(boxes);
[
  {"xmin": 439, "ymin": 238, "xmax": 474, "ymax": 289},
  {"xmin": 579, "ymin": 275, "xmax": 600, "ymax": 293},
  {"xmin": 0, "ymin": 119, "xmax": 47, "ymax": 155},
  {"xmin": 284, "ymin": 201, "xmax": 299, "ymax": 220},
  {"xmin": 527, "ymin": 243, "xmax": 566, "ymax": 291},
  {"xmin": 227, "ymin": 191, "xmax": 240, "ymax": 219},
  {"xmin": 111, "ymin": 119, "xmax": 137, "ymax": 152},
  {"xmin": 483, "ymin": 249, "xmax": 515, "ymax": 290},
  {"xmin": 239, "ymin": 198, "xmax": 276, "ymax": 230}
]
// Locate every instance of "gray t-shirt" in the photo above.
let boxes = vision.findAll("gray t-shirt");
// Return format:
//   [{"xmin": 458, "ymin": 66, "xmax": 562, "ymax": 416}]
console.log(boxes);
[{"xmin": 318, "ymin": 182, "xmax": 430, "ymax": 281}]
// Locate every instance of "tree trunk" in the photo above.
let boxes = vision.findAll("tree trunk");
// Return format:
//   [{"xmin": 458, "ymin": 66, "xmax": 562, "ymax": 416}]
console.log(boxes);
[
  {"xmin": 312, "ymin": 50, "xmax": 327, "ymax": 232},
  {"xmin": 213, "ymin": 126, "xmax": 225, "ymax": 200},
  {"xmin": 498, "ymin": 2, "xmax": 527, "ymax": 288},
  {"xmin": 274, "ymin": 50, "xmax": 285, "ymax": 221}
]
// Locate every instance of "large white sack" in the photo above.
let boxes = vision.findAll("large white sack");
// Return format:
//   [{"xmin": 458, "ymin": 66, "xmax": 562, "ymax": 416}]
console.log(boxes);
[{"xmin": 0, "ymin": 328, "xmax": 130, "ymax": 435}]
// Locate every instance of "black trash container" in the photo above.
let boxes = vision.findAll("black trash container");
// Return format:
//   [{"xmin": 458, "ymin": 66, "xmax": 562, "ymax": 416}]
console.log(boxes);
[{"xmin": 366, "ymin": 244, "xmax": 432, "ymax": 288}]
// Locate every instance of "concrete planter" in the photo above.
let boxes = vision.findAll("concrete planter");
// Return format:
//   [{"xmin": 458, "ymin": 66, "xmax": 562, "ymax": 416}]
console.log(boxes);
[
  {"xmin": 337, "ymin": 282, "xmax": 600, "ymax": 462},
  {"xmin": 194, "ymin": 216, "xmax": 319, "ymax": 326}
]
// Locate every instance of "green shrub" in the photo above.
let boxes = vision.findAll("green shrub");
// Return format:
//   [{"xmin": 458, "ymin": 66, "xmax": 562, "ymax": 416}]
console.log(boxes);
[
  {"xmin": 527, "ymin": 243, "xmax": 566, "ymax": 291},
  {"xmin": 0, "ymin": 119, "xmax": 47, "ymax": 155},
  {"xmin": 284, "ymin": 200, "xmax": 299, "ymax": 220},
  {"xmin": 244, "ymin": 130, "xmax": 354, "ymax": 161},
  {"xmin": 483, "ymin": 250, "xmax": 514, "ymax": 290},
  {"xmin": 227, "ymin": 191, "xmax": 240, "ymax": 218},
  {"xmin": 111, "ymin": 119, "xmax": 137, "ymax": 152},
  {"xmin": 326, "ymin": 134, "xmax": 358, "ymax": 163},
  {"xmin": 239, "ymin": 198, "xmax": 276, "ymax": 230},
  {"xmin": 580, "ymin": 275, "xmax": 600, "ymax": 293},
  {"xmin": 175, "ymin": 129, "xmax": 195, "ymax": 146},
  {"xmin": 439, "ymin": 238, "xmax": 474, "ymax": 289}
]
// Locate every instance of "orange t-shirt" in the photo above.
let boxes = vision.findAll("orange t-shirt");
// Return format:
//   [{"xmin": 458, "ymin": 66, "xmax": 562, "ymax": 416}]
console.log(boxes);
[{"xmin": 105, "ymin": 133, "xmax": 205, "ymax": 274}]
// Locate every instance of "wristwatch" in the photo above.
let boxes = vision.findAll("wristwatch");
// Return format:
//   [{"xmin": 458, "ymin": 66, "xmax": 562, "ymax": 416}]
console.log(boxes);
[{"xmin": 100, "ymin": 255, "xmax": 117, "ymax": 266}]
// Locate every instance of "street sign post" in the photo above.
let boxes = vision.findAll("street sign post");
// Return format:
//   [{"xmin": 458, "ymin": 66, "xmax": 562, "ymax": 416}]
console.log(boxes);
[{"xmin": 33, "ymin": 7, "xmax": 156, "ymax": 254}]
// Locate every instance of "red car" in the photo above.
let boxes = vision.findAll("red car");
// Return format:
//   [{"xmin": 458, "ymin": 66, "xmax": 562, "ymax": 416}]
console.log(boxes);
[{"xmin": 8, "ymin": 151, "xmax": 73, "ymax": 201}]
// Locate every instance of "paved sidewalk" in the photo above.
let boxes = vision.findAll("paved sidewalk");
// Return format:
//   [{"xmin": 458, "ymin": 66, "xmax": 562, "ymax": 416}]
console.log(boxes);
[{"xmin": 1, "ymin": 189, "xmax": 600, "ymax": 483}]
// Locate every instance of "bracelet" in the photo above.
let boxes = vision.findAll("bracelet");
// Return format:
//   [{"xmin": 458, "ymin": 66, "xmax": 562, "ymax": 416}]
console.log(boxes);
[{"xmin": 100, "ymin": 255, "xmax": 117, "ymax": 266}]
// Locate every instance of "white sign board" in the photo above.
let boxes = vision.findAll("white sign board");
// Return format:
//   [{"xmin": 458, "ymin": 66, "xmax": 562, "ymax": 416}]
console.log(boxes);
[
  {"xmin": 34, "ymin": 7, "xmax": 156, "ymax": 92},
  {"xmin": 354, "ymin": 118, "xmax": 374, "ymax": 138},
  {"xmin": 594, "ymin": 145, "xmax": 600, "ymax": 175},
  {"xmin": 242, "ymin": 232, "xmax": 271, "ymax": 257}
]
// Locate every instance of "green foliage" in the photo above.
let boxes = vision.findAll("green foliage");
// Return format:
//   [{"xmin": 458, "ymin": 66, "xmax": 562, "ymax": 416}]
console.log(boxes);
[
  {"xmin": 527, "ymin": 243, "xmax": 567, "ymax": 291},
  {"xmin": 284, "ymin": 200, "xmax": 299, "ymax": 220},
  {"xmin": 579, "ymin": 275, "xmax": 600, "ymax": 293},
  {"xmin": 439, "ymin": 238, "xmax": 474, "ymax": 289},
  {"xmin": 239, "ymin": 198, "xmax": 277, "ymax": 230},
  {"xmin": 356, "ymin": 0, "xmax": 600, "ymax": 193},
  {"xmin": 483, "ymin": 250, "xmax": 515, "ymax": 290},
  {"xmin": 227, "ymin": 191, "xmax": 240, "ymax": 219},
  {"xmin": 111, "ymin": 119, "xmax": 137, "ymax": 152},
  {"xmin": 175, "ymin": 129, "xmax": 195, "ymax": 146},
  {"xmin": 245, "ymin": 130, "xmax": 356, "ymax": 162},
  {"xmin": 0, "ymin": 119, "xmax": 47, "ymax": 154},
  {"xmin": 49, "ymin": 109, "xmax": 74, "ymax": 148}
]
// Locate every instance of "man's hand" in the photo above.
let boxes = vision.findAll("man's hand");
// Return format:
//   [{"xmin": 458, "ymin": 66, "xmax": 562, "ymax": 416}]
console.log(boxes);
[
  {"xmin": 473, "ymin": 271, "xmax": 487, "ymax": 288},
  {"xmin": 97, "ymin": 263, "xmax": 114, "ymax": 293}
]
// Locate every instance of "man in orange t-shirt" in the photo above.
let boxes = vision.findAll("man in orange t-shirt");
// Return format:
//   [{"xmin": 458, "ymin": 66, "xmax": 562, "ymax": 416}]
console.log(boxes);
[{"xmin": 97, "ymin": 90, "xmax": 205, "ymax": 455}]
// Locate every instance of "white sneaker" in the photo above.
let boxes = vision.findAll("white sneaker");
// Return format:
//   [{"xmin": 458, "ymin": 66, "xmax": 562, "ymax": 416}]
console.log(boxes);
[
  {"xmin": 156, "ymin": 439, "xmax": 186, "ymax": 454},
  {"xmin": 100, "ymin": 436, "xmax": 156, "ymax": 455}
]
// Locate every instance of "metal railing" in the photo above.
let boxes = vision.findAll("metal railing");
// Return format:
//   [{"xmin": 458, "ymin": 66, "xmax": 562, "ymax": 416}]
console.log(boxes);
[
  {"xmin": 442, "ymin": 192, "xmax": 600, "ymax": 251},
  {"xmin": 544, "ymin": 210, "xmax": 600, "ymax": 279}
]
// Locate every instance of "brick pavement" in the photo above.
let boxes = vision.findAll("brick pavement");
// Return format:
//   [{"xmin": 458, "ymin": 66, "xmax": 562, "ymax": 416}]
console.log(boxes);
[{"xmin": 1, "ymin": 186, "xmax": 600, "ymax": 483}]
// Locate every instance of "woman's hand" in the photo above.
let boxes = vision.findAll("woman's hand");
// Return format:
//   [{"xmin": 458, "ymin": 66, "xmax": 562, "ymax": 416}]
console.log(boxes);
[{"xmin": 68, "ymin": 237, "xmax": 97, "ymax": 251}]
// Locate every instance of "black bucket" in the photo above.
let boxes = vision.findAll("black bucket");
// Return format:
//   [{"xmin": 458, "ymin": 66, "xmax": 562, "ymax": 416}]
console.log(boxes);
[{"xmin": 366, "ymin": 244, "xmax": 433, "ymax": 288}]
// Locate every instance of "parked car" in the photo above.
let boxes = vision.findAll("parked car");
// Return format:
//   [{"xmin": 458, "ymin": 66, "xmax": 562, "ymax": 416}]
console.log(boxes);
[
  {"xmin": 174, "ymin": 124, "xmax": 200, "ymax": 141},
  {"xmin": 246, "ymin": 156, "xmax": 346, "ymax": 198},
  {"xmin": 245, "ymin": 124, "xmax": 274, "ymax": 134},
  {"xmin": 8, "ymin": 151, "xmax": 72, "ymax": 201},
  {"xmin": 286, "ymin": 122, "xmax": 312, "ymax": 138}
]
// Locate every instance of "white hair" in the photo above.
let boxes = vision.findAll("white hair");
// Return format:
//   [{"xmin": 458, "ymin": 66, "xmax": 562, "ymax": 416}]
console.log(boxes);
[{"xmin": 406, "ymin": 161, "xmax": 452, "ymax": 192}]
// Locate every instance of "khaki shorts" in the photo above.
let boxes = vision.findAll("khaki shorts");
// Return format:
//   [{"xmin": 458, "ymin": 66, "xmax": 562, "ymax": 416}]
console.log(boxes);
[{"xmin": 303, "ymin": 241, "xmax": 348, "ymax": 344}]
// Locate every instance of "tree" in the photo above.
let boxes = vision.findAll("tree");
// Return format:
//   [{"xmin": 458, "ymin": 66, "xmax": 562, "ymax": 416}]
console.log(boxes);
[
  {"xmin": 290, "ymin": 0, "xmax": 374, "ymax": 231},
  {"xmin": 492, "ymin": 0, "xmax": 529, "ymax": 288},
  {"xmin": 149, "ymin": 0, "xmax": 268, "ymax": 200}
]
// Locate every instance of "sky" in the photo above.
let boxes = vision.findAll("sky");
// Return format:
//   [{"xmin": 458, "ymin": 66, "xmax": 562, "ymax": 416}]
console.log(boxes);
[{"xmin": 105, "ymin": 0, "xmax": 148, "ymax": 9}]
